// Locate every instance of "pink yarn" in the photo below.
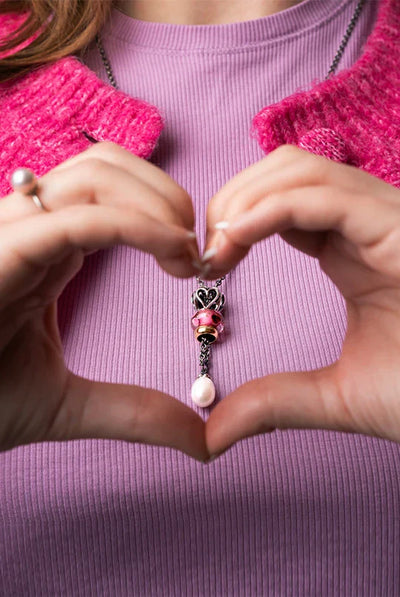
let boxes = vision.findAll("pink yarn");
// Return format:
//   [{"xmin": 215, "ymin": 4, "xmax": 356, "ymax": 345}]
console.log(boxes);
[
  {"xmin": 0, "ymin": 0, "xmax": 399, "ymax": 192},
  {"xmin": 298, "ymin": 128, "xmax": 350, "ymax": 164},
  {"xmin": 1, "ymin": 3, "xmax": 400, "ymax": 594}
]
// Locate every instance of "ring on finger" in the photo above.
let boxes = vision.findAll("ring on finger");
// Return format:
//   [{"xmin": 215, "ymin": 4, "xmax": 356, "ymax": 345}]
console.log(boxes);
[{"xmin": 10, "ymin": 168, "xmax": 49, "ymax": 212}]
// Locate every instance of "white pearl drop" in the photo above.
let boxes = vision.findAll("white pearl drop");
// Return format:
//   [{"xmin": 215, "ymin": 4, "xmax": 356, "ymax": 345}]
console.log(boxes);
[{"xmin": 191, "ymin": 375, "xmax": 215, "ymax": 408}]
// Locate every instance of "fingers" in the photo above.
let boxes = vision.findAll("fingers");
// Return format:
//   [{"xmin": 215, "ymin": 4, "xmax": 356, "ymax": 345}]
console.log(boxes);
[
  {"xmin": 0, "ymin": 203, "xmax": 196, "ymax": 304},
  {"xmin": 205, "ymin": 366, "xmax": 357, "ymax": 457},
  {"xmin": 201, "ymin": 185, "xmax": 400, "ymax": 280},
  {"xmin": 0, "ymin": 142, "xmax": 195, "ymax": 231},
  {"xmin": 0, "ymin": 157, "xmax": 189, "ymax": 229},
  {"xmin": 205, "ymin": 145, "xmax": 299, "ymax": 230},
  {"xmin": 51, "ymin": 141, "xmax": 196, "ymax": 230},
  {"xmin": 205, "ymin": 144, "xmax": 400, "ymax": 251},
  {"xmin": 51, "ymin": 372, "xmax": 209, "ymax": 463}
]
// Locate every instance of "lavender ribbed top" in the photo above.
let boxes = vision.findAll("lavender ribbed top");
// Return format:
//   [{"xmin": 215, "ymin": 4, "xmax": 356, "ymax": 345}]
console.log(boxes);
[{"xmin": 4, "ymin": 1, "xmax": 400, "ymax": 595}]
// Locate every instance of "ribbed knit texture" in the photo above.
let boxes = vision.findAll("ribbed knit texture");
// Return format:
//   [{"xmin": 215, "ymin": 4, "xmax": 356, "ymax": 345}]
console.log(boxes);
[{"xmin": 1, "ymin": 0, "xmax": 400, "ymax": 595}]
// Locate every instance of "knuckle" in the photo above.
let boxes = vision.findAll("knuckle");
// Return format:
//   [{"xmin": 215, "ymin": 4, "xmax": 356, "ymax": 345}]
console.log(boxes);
[
  {"xmin": 273, "ymin": 143, "xmax": 334, "ymax": 183},
  {"xmin": 76, "ymin": 157, "xmax": 111, "ymax": 181},
  {"xmin": 163, "ymin": 188, "xmax": 194, "ymax": 227},
  {"xmin": 323, "ymin": 364, "xmax": 360, "ymax": 432},
  {"xmin": 162, "ymin": 178, "xmax": 192, "ymax": 208},
  {"xmin": 174, "ymin": 185, "xmax": 192, "ymax": 205},
  {"xmin": 311, "ymin": 157, "xmax": 333, "ymax": 182},
  {"xmin": 273, "ymin": 143, "xmax": 301, "ymax": 159},
  {"xmin": 86, "ymin": 140, "xmax": 126, "ymax": 159},
  {"xmin": 301, "ymin": 158, "xmax": 331, "ymax": 184},
  {"xmin": 175, "ymin": 197, "xmax": 195, "ymax": 225}
]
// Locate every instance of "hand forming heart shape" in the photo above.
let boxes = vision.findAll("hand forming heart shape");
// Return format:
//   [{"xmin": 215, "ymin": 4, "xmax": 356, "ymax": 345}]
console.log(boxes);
[
  {"xmin": 1, "ymin": 143, "xmax": 400, "ymax": 463},
  {"xmin": 203, "ymin": 144, "xmax": 400, "ymax": 459}
]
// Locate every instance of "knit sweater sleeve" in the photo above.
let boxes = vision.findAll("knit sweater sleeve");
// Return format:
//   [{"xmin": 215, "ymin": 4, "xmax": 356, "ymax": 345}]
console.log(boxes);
[{"xmin": 0, "ymin": 61, "xmax": 164, "ymax": 197}]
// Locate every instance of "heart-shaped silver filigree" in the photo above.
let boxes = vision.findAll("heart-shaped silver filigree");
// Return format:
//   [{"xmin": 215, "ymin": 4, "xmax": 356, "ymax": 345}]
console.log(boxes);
[{"xmin": 191, "ymin": 286, "xmax": 225, "ymax": 311}]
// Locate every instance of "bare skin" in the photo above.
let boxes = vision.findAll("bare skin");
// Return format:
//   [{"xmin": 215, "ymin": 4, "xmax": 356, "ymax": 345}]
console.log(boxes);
[
  {"xmin": 115, "ymin": 0, "xmax": 305, "ymax": 25},
  {"xmin": 202, "ymin": 145, "xmax": 400, "ymax": 457},
  {"xmin": 0, "ymin": 142, "xmax": 208, "ymax": 462},
  {"xmin": 2, "ymin": 2, "xmax": 400, "ymax": 463},
  {"xmin": 3, "ymin": 142, "xmax": 400, "ymax": 463}
]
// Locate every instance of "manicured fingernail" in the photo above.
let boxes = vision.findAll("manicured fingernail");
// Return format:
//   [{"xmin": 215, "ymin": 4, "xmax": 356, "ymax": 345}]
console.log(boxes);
[
  {"xmin": 186, "ymin": 230, "xmax": 197, "ymax": 239},
  {"xmin": 201, "ymin": 246, "xmax": 218, "ymax": 262},
  {"xmin": 214, "ymin": 220, "xmax": 229, "ymax": 230}
]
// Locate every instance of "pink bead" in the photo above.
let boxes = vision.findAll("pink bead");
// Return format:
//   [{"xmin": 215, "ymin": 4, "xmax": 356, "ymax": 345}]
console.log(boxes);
[{"xmin": 191, "ymin": 309, "xmax": 223, "ymax": 330}]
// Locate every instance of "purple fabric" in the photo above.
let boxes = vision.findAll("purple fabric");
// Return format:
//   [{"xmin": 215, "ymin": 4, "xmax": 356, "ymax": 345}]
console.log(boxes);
[{"xmin": 2, "ymin": 1, "xmax": 400, "ymax": 595}]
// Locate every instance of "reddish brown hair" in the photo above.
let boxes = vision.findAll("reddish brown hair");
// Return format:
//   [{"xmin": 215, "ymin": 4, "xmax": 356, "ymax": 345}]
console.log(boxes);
[{"xmin": 0, "ymin": 0, "xmax": 113, "ymax": 82}]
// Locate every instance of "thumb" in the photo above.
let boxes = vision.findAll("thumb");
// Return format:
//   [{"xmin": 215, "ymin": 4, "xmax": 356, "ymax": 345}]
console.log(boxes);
[
  {"xmin": 47, "ymin": 372, "xmax": 209, "ymax": 463},
  {"xmin": 205, "ymin": 364, "xmax": 355, "ymax": 457}
]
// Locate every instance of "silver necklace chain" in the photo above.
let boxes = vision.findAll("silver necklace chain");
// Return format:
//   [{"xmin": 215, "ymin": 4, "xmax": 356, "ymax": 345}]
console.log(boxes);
[
  {"xmin": 95, "ymin": 0, "xmax": 366, "ymax": 88},
  {"xmin": 93, "ymin": 0, "xmax": 365, "ymax": 385},
  {"xmin": 94, "ymin": 0, "xmax": 365, "ymax": 288}
]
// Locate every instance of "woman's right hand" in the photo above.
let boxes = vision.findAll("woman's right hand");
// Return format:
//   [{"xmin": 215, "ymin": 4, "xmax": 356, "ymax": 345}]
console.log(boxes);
[{"xmin": 0, "ymin": 142, "xmax": 209, "ymax": 462}]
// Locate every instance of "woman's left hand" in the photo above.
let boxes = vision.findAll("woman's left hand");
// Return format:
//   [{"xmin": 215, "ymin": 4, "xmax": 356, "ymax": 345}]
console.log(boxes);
[{"xmin": 202, "ymin": 145, "xmax": 400, "ymax": 459}]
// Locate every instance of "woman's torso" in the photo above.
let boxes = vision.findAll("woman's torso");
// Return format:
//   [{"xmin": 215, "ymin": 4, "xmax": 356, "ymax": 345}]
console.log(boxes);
[{"xmin": 2, "ymin": 1, "xmax": 400, "ymax": 595}]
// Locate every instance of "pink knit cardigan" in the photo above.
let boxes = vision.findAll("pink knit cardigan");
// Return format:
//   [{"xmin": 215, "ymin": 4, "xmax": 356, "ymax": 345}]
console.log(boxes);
[{"xmin": 0, "ymin": 0, "xmax": 400, "ymax": 200}]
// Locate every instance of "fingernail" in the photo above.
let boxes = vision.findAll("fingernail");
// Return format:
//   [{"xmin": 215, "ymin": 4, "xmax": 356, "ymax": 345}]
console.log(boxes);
[
  {"xmin": 201, "ymin": 246, "xmax": 218, "ymax": 263},
  {"xmin": 214, "ymin": 221, "xmax": 229, "ymax": 230},
  {"xmin": 186, "ymin": 230, "xmax": 197, "ymax": 239}
]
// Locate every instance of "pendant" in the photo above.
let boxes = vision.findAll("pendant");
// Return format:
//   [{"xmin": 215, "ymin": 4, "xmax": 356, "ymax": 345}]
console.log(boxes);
[
  {"xmin": 191, "ymin": 374, "xmax": 215, "ymax": 407},
  {"xmin": 190, "ymin": 283, "xmax": 225, "ymax": 407}
]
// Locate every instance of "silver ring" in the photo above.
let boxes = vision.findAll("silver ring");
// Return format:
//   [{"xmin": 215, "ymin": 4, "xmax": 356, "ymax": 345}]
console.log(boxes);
[{"xmin": 10, "ymin": 167, "xmax": 48, "ymax": 212}]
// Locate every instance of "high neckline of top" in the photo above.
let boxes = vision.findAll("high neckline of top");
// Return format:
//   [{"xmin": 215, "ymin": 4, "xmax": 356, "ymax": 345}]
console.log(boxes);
[{"xmin": 101, "ymin": 0, "xmax": 354, "ymax": 52}]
